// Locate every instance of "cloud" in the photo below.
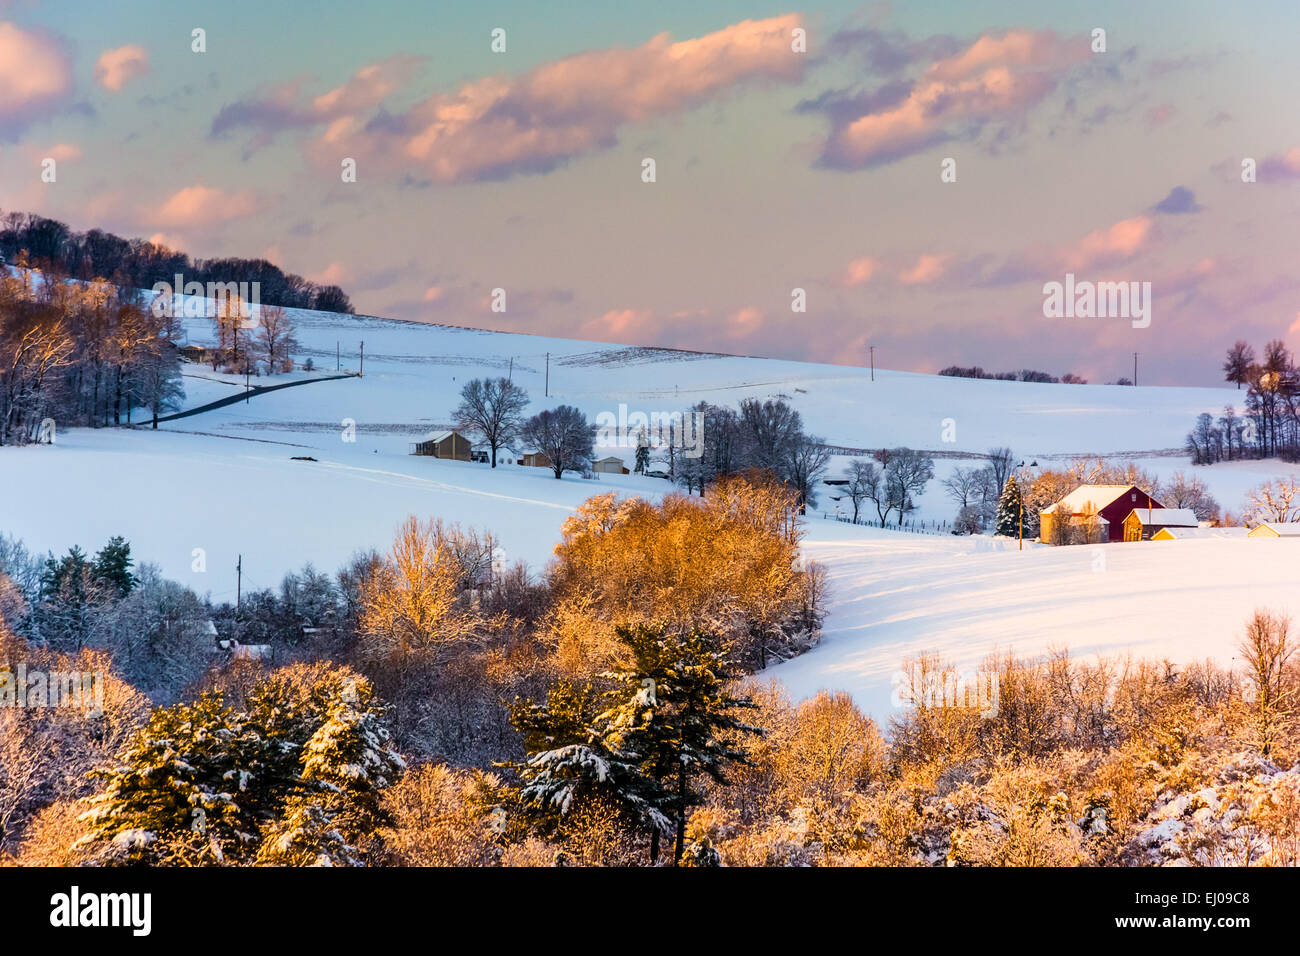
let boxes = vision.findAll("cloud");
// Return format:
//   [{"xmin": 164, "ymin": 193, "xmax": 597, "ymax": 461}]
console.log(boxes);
[
  {"xmin": 1059, "ymin": 215, "xmax": 1153, "ymax": 270},
  {"xmin": 812, "ymin": 29, "xmax": 1088, "ymax": 168},
  {"xmin": 840, "ymin": 255, "xmax": 879, "ymax": 287},
  {"xmin": 95, "ymin": 44, "xmax": 148, "ymax": 91},
  {"xmin": 1258, "ymin": 147, "xmax": 1300, "ymax": 181},
  {"xmin": 311, "ymin": 15, "xmax": 804, "ymax": 182},
  {"xmin": 1151, "ymin": 186, "xmax": 1201, "ymax": 215},
  {"xmin": 0, "ymin": 21, "xmax": 74, "ymax": 138},
  {"xmin": 1144, "ymin": 103, "xmax": 1175, "ymax": 129},
  {"xmin": 153, "ymin": 184, "xmax": 261, "ymax": 227},
  {"xmin": 211, "ymin": 55, "xmax": 422, "ymax": 146},
  {"xmin": 898, "ymin": 253, "xmax": 947, "ymax": 285}
]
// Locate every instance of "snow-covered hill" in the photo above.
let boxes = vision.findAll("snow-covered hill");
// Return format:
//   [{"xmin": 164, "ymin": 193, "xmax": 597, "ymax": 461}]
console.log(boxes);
[{"xmin": 3, "ymin": 302, "xmax": 1295, "ymax": 721}]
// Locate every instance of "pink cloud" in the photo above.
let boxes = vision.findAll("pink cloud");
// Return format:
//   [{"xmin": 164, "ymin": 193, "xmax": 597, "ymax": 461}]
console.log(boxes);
[
  {"xmin": 338, "ymin": 15, "xmax": 804, "ymax": 182},
  {"xmin": 1259, "ymin": 146, "xmax": 1300, "ymax": 181},
  {"xmin": 95, "ymin": 44, "xmax": 149, "ymax": 92},
  {"xmin": 899, "ymin": 253, "xmax": 947, "ymax": 285},
  {"xmin": 0, "ymin": 21, "xmax": 73, "ymax": 136},
  {"xmin": 1144, "ymin": 104, "xmax": 1175, "ymax": 129},
  {"xmin": 840, "ymin": 256, "xmax": 878, "ymax": 287},
  {"xmin": 212, "ymin": 55, "xmax": 421, "ymax": 143},
  {"xmin": 1060, "ymin": 215, "xmax": 1153, "ymax": 270},
  {"xmin": 153, "ymin": 185, "xmax": 261, "ymax": 227},
  {"xmin": 817, "ymin": 29, "xmax": 1087, "ymax": 168}
]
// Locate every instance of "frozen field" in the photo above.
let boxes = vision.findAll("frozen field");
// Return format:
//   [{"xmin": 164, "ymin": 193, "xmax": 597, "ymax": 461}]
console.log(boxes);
[{"xmin": 4, "ymin": 303, "xmax": 1297, "ymax": 719}]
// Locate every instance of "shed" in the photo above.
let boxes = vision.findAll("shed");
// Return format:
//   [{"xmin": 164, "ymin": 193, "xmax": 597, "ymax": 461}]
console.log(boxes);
[
  {"xmin": 1247, "ymin": 522, "xmax": 1300, "ymax": 538},
  {"xmin": 1151, "ymin": 526, "xmax": 1248, "ymax": 541},
  {"xmin": 411, "ymin": 429, "xmax": 472, "ymax": 460},
  {"xmin": 1121, "ymin": 508, "xmax": 1199, "ymax": 541},
  {"xmin": 521, "ymin": 450, "xmax": 553, "ymax": 469},
  {"xmin": 593, "ymin": 455, "xmax": 629, "ymax": 475}
]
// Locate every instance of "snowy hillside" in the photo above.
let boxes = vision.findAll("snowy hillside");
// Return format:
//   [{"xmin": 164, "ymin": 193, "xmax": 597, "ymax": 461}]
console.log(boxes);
[{"xmin": 3, "ymin": 302, "xmax": 1294, "ymax": 721}]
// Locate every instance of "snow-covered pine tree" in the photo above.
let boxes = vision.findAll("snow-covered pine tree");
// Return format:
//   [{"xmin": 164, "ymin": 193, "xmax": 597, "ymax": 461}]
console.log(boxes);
[
  {"xmin": 507, "ymin": 680, "xmax": 666, "ymax": 839},
  {"xmin": 596, "ymin": 624, "xmax": 760, "ymax": 864},
  {"xmin": 994, "ymin": 474, "xmax": 1023, "ymax": 538},
  {"xmin": 91, "ymin": 536, "xmax": 136, "ymax": 597}
]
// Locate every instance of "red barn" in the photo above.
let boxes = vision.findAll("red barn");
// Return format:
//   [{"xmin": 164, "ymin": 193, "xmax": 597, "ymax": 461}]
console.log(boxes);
[{"xmin": 1039, "ymin": 484, "xmax": 1162, "ymax": 543}]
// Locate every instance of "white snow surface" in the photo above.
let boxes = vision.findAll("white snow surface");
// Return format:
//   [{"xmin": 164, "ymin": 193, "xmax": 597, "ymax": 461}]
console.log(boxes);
[{"xmin": 4, "ymin": 303, "xmax": 1299, "ymax": 720}]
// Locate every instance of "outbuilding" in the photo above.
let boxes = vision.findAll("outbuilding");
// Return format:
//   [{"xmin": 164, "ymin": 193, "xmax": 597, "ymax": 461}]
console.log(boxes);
[
  {"xmin": 592, "ymin": 455, "xmax": 629, "ymax": 475},
  {"xmin": 1121, "ymin": 508, "xmax": 1199, "ymax": 541},
  {"xmin": 1247, "ymin": 522, "xmax": 1300, "ymax": 538},
  {"xmin": 411, "ymin": 429, "xmax": 472, "ymax": 460}
]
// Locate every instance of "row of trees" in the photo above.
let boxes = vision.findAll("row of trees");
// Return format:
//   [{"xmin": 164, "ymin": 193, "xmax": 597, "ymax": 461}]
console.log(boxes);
[
  {"xmin": 1, "ymin": 212, "xmax": 353, "ymax": 313},
  {"xmin": 939, "ymin": 366, "xmax": 1087, "ymax": 384},
  {"xmin": 1213, "ymin": 339, "xmax": 1300, "ymax": 461},
  {"xmin": 450, "ymin": 378, "xmax": 832, "ymax": 511},
  {"xmin": 0, "ymin": 269, "xmax": 183, "ymax": 443}
]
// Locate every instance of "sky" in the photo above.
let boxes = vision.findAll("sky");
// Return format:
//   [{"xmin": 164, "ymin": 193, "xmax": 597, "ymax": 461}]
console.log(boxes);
[{"xmin": 1, "ymin": 0, "xmax": 1298, "ymax": 386}]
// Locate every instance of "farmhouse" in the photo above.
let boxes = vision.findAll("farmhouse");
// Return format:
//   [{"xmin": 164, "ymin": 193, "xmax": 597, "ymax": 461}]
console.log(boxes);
[
  {"xmin": 1121, "ymin": 508, "xmax": 1199, "ymax": 541},
  {"xmin": 593, "ymin": 455, "xmax": 629, "ymax": 475},
  {"xmin": 178, "ymin": 344, "xmax": 215, "ymax": 364},
  {"xmin": 1247, "ymin": 522, "xmax": 1300, "ymax": 538},
  {"xmin": 411, "ymin": 429, "xmax": 472, "ymax": 460},
  {"xmin": 1039, "ymin": 484, "xmax": 1161, "ymax": 543}
]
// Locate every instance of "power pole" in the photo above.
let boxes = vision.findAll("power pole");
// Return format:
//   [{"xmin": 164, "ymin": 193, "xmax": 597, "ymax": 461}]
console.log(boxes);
[
  {"xmin": 869, "ymin": 345, "xmax": 875, "ymax": 382},
  {"xmin": 545, "ymin": 352, "xmax": 549, "ymax": 397},
  {"xmin": 1133, "ymin": 352, "xmax": 1138, "ymax": 387},
  {"xmin": 508, "ymin": 356, "xmax": 513, "ymax": 381},
  {"xmin": 360, "ymin": 341, "xmax": 365, "ymax": 378},
  {"xmin": 336, "ymin": 341, "xmax": 340, "ymax": 371},
  {"xmin": 236, "ymin": 554, "xmax": 242, "ymax": 609}
]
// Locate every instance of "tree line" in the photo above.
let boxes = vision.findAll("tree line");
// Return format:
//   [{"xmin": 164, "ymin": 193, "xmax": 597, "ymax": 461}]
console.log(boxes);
[{"xmin": 1, "ymin": 210, "xmax": 354, "ymax": 314}]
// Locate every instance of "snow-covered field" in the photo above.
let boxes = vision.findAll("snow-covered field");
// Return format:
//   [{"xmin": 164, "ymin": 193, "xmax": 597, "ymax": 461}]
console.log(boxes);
[{"xmin": 4, "ymin": 303, "xmax": 1297, "ymax": 720}]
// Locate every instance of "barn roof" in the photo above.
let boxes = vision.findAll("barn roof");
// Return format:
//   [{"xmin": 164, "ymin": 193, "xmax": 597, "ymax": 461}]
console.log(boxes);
[
  {"xmin": 594, "ymin": 456, "xmax": 625, "ymax": 464},
  {"xmin": 419, "ymin": 429, "xmax": 460, "ymax": 443},
  {"xmin": 1041, "ymin": 484, "xmax": 1145, "ymax": 515},
  {"xmin": 1128, "ymin": 508, "xmax": 1198, "ymax": 527},
  {"xmin": 1251, "ymin": 522, "xmax": 1300, "ymax": 537},
  {"xmin": 1154, "ymin": 526, "xmax": 1248, "ymax": 540}
]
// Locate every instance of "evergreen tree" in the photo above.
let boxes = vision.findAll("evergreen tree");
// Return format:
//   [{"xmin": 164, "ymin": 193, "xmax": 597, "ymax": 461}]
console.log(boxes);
[
  {"xmin": 507, "ymin": 680, "xmax": 666, "ymax": 839},
  {"xmin": 597, "ymin": 625, "xmax": 760, "ymax": 864},
  {"xmin": 995, "ymin": 474, "xmax": 1024, "ymax": 538},
  {"xmin": 634, "ymin": 429, "xmax": 650, "ymax": 474},
  {"xmin": 92, "ymin": 536, "xmax": 136, "ymax": 597}
]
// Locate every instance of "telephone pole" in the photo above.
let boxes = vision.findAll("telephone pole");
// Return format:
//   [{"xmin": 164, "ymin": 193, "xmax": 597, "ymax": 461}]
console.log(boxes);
[
  {"xmin": 545, "ymin": 352, "xmax": 549, "ymax": 397},
  {"xmin": 869, "ymin": 345, "xmax": 875, "ymax": 382},
  {"xmin": 360, "ymin": 341, "xmax": 365, "ymax": 378},
  {"xmin": 1133, "ymin": 351, "xmax": 1138, "ymax": 387},
  {"xmin": 236, "ymin": 554, "xmax": 242, "ymax": 609}
]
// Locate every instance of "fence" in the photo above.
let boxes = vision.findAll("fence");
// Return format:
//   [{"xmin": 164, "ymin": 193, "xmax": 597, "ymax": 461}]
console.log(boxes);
[{"xmin": 824, "ymin": 513, "xmax": 953, "ymax": 536}]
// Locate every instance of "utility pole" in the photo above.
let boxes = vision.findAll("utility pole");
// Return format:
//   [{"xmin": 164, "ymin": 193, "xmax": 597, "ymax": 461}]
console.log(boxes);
[
  {"xmin": 545, "ymin": 352, "xmax": 549, "ymax": 397},
  {"xmin": 1133, "ymin": 351, "xmax": 1138, "ymax": 387},
  {"xmin": 359, "ymin": 340, "xmax": 364, "ymax": 378},
  {"xmin": 336, "ymin": 341, "xmax": 340, "ymax": 371},
  {"xmin": 869, "ymin": 345, "xmax": 875, "ymax": 382},
  {"xmin": 508, "ymin": 356, "xmax": 513, "ymax": 381},
  {"xmin": 245, "ymin": 361, "xmax": 250, "ymax": 402},
  {"xmin": 236, "ymin": 554, "xmax": 242, "ymax": 609}
]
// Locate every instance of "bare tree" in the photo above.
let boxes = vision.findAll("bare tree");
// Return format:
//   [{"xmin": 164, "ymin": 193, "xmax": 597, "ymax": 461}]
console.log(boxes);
[
  {"xmin": 986, "ymin": 447, "xmax": 1015, "ymax": 493},
  {"xmin": 783, "ymin": 434, "xmax": 831, "ymax": 514},
  {"xmin": 254, "ymin": 305, "xmax": 298, "ymax": 374},
  {"xmin": 844, "ymin": 459, "xmax": 882, "ymax": 523},
  {"xmin": 1238, "ymin": 610, "xmax": 1297, "ymax": 757},
  {"xmin": 1244, "ymin": 476, "xmax": 1300, "ymax": 524},
  {"xmin": 521, "ymin": 405, "xmax": 595, "ymax": 478},
  {"xmin": 1224, "ymin": 340, "xmax": 1256, "ymax": 389},
  {"xmin": 453, "ymin": 377, "xmax": 530, "ymax": 468}
]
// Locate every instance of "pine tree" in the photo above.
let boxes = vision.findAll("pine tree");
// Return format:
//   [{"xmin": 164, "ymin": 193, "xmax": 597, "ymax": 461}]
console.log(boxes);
[
  {"xmin": 507, "ymin": 680, "xmax": 666, "ymax": 838},
  {"xmin": 93, "ymin": 536, "xmax": 136, "ymax": 597},
  {"xmin": 596, "ymin": 625, "xmax": 760, "ymax": 864},
  {"xmin": 994, "ymin": 474, "xmax": 1024, "ymax": 538}
]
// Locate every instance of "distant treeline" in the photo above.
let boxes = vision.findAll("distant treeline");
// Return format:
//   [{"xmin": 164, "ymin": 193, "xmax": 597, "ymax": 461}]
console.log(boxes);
[
  {"xmin": 0, "ymin": 209, "xmax": 354, "ymax": 314},
  {"xmin": 938, "ymin": 365, "xmax": 1088, "ymax": 384}
]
